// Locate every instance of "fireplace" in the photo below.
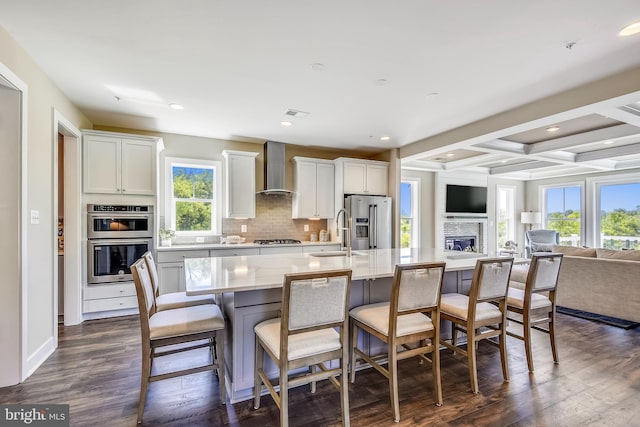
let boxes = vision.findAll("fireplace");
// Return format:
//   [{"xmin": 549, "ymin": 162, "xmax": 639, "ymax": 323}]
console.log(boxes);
[{"xmin": 445, "ymin": 235, "xmax": 477, "ymax": 252}]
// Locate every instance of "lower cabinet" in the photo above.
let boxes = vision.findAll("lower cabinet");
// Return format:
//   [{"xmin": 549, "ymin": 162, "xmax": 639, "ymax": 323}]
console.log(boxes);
[{"xmin": 83, "ymin": 282, "xmax": 137, "ymax": 314}]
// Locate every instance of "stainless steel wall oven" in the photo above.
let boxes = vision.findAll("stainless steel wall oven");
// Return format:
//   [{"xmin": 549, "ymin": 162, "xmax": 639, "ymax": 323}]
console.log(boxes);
[{"xmin": 87, "ymin": 204, "xmax": 154, "ymax": 284}]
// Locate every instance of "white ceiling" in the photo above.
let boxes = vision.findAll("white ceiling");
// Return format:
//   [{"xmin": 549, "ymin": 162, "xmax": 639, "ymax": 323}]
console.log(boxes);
[{"xmin": 2, "ymin": 1, "xmax": 640, "ymax": 177}]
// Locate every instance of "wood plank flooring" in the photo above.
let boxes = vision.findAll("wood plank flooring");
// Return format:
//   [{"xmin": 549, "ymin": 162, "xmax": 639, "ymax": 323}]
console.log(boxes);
[{"xmin": 1, "ymin": 313, "xmax": 639, "ymax": 426}]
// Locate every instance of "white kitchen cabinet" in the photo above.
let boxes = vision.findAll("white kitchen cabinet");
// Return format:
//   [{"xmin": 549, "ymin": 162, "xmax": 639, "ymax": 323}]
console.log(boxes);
[
  {"xmin": 156, "ymin": 249, "xmax": 209, "ymax": 294},
  {"xmin": 222, "ymin": 150, "xmax": 258, "ymax": 218},
  {"xmin": 292, "ymin": 157, "xmax": 335, "ymax": 218},
  {"xmin": 83, "ymin": 131, "xmax": 158, "ymax": 195},
  {"xmin": 83, "ymin": 282, "xmax": 137, "ymax": 313},
  {"xmin": 336, "ymin": 158, "xmax": 388, "ymax": 196}
]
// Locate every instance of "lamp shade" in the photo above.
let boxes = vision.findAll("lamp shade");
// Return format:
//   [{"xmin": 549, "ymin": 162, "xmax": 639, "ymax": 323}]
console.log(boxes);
[{"xmin": 520, "ymin": 211, "xmax": 541, "ymax": 225}]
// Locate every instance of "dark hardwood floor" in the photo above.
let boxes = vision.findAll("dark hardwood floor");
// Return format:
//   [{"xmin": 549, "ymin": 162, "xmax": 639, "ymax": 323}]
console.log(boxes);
[{"xmin": 1, "ymin": 313, "xmax": 639, "ymax": 426}]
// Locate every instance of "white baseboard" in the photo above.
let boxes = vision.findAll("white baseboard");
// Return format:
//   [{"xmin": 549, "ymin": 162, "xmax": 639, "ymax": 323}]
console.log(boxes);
[{"xmin": 24, "ymin": 336, "xmax": 55, "ymax": 380}]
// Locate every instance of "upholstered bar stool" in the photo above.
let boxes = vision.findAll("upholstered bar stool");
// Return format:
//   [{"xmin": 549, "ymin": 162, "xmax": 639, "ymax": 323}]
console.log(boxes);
[
  {"xmin": 131, "ymin": 258, "xmax": 225, "ymax": 426},
  {"xmin": 506, "ymin": 253, "xmax": 563, "ymax": 372},
  {"xmin": 253, "ymin": 269, "xmax": 353, "ymax": 427},
  {"xmin": 349, "ymin": 262, "xmax": 446, "ymax": 423},
  {"xmin": 439, "ymin": 258, "xmax": 513, "ymax": 394},
  {"xmin": 143, "ymin": 251, "xmax": 214, "ymax": 311}
]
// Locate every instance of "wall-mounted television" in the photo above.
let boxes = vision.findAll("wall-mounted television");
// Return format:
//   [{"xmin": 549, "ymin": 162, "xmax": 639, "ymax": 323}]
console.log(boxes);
[{"xmin": 445, "ymin": 184, "xmax": 487, "ymax": 215}]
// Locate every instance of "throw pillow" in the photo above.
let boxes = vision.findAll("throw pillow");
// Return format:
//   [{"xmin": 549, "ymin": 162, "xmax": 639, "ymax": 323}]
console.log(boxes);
[
  {"xmin": 551, "ymin": 245, "xmax": 597, "ymax": 257},
  {"xmin": 531, "ymin": 243, "xmax": 554, "ymax": 252},
  {"xmin": 596, "ymin": 248, "xmax": 640, "ymax": 261}
]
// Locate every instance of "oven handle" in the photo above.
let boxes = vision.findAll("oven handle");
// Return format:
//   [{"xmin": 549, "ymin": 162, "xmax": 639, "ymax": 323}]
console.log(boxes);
[
  {"xmin": 87, "ymin": 238, "xmax": 152, "ymax": 244},
  {"xmin": 88, "ymin": 213, "xmax": 153, "ymax": 219}
]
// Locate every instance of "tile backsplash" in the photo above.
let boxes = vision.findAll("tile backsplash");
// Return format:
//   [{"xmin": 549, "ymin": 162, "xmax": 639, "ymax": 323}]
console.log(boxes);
[{"xmin": 169, "ymin": 193, "xmax": 329, "ymax": 244}]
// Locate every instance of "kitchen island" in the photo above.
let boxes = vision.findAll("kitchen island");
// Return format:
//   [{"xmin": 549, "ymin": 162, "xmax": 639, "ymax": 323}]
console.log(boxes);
[{"xmin": 184, "ymin": 248, "xmax": 522, "ymax": 403}]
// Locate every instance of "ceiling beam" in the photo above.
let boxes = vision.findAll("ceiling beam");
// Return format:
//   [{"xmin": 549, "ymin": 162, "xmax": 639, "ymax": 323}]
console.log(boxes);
[
  {"xmin": 526, "ymin": 124, "xmax": 640, "ymax": 154},
  {"xmin": 602, "ymin": 107, "xmax": 640, "ymax": 128},
  {"xmin": 489, "ymin": 160, "xmax": 557, "ymax": 175},
  {"xmin": 575, "ymin": 142, "xmax": 640, "ymax": 162}
]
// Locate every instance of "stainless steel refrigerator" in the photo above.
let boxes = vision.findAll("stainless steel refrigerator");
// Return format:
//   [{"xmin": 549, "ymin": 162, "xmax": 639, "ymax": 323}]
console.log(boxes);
[{"xmin": 344, "ymin": 195, "xmax": 392, "ymax": 250}]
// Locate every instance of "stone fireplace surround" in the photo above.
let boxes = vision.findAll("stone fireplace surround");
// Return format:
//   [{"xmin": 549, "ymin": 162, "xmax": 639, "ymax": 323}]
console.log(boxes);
[{"xmin": 443, "ymin": 217, "xmax": 488, "ymax": 255}]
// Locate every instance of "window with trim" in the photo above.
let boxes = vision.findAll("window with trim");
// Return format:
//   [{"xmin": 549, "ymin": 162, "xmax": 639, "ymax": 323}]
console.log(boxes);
[
  {"xmin": 400, "ymin": 179, "xmax": 419, "ymax": 250},
  {"xmin": 543, "ymin": 185, "xmax": 582, "ymax": 246},
  {"xmin": 164, "ymin": 157, "xmax": 222, "ymax": 235},
  {"xmin": 496, "ymin": 185, "xmax": 515, "ymax": 248},
  {"xmin": 597, "ymin": 181, "xmax": 640, "ymax": 250}
]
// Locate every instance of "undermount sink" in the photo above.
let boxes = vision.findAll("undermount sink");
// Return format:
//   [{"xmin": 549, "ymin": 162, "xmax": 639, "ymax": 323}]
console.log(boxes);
[{"xmin": 308, "ymin": 251, "xmax": 365, "ymax": 257}]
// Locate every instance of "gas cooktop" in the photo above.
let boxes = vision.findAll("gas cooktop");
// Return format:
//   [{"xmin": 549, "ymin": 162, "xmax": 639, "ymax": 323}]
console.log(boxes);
[{"xmin": 253, "ymin": 239, "xmax": 302, "ymax": 245}]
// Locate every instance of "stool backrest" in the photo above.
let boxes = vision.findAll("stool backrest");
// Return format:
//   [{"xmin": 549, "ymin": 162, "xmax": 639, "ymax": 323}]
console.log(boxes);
[
  {"xmin": 142, "ymin": 251, "xmax": 160, "ymax": 297},
  {"xmin": 394, "ymin": 262, "xmax": 446, "ymax": 313},
  {"xmin": 131, "ymin": 257, "xmax": 156, "ymax": 339},
  {"xmin": 528, "ymin": 253, "xmax": 563, "ymax": 292},
  {"xmin": 473, "ymin": 258, "xmax": 514, "ymax": 302}
]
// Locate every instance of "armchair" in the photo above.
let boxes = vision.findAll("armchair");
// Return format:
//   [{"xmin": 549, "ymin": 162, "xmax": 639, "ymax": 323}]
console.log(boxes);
[{"xmin": 525, "ymin": 229, "xmax": 559, "ymax": 257}]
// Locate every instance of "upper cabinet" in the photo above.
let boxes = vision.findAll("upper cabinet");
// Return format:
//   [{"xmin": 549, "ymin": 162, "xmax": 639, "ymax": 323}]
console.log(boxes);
[
  {"xmin": 222, "ymin": 150, "xmax": 258, "ymax": 218},
  {"xmin": 83, "ymin": 131, "xmax": 159, "ymax": 195},
  {"xmin": 292, "ymin": 157, "xmax": 335, "ymax": 219},
  {"xmin": 335, "ymin": 158, "xmax": 388, "ymax": 196}
]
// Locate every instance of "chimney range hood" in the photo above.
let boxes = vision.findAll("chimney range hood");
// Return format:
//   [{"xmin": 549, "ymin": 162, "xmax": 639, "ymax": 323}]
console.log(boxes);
[{"xmin": 258, "ymin": 141, "xmax": 292, "ymax": 195}]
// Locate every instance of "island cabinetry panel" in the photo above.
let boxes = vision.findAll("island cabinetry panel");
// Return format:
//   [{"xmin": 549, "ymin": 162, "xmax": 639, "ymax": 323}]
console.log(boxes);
[
  {"xmin": 83, "ymin": 131, "xmax": 157, "ymax": 195},
  {"xmin": 222, "ymin": 290, "xmax": 282, "ymax": 403},
  {"xmin": 335, "ymin": 158, "xmax": 388, "ymax": 196},
  {"xmin": 292, "ymin": 157, "xmax": 335, "ymax": 219},
  {"xmin": 222, "ymin": 150, "xmax": 259, "ymax": 218}
]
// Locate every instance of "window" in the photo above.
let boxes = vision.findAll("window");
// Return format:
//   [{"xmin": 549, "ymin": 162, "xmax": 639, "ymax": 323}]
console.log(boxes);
[
  {"xmin": 164, "ymin": 157, "xmax": 222, "ymax": 235},
  {"xmin": 542, "ymin": 185, "xmax": 582, "ymax": 246},
  {"xmin": 400, "ymin": 179, "xmax": 419, "ymax": 251},
  {"xmin": 597, "ymin": 182, "xmax": 640, "ymax": 250},
  {"xmin": 496, "ymin": 185, "xmax": 515, "ymax": 248}
]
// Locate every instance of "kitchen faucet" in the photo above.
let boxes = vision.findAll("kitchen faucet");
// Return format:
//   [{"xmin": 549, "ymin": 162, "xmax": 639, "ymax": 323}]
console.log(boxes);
[{"xmin": 335, "ymin": 208, "xmax": 352, "ymax": 257}]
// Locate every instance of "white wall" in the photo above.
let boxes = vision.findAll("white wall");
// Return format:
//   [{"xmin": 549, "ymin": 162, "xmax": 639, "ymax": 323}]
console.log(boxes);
[
  {"xmin": 0, "ymin": 83, "xmax": 22, "ymax": 385},
  {"xmin": 0, "ymin": 26, "xmax": 92, "ymax": 384}
]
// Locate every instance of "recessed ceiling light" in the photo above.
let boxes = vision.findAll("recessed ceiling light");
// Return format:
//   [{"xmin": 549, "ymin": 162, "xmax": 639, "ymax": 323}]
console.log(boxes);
[
  {"xmin": 169, "ymin": 103, "xmax": 184, "ymax": 110},
  {"xmin": 501, "ymin": 160, "xmax": 508, "ymax": 163},
  {"xmin": 619, "ymin": 20, "xmax": 640, "ymax": 36},
  {"xmin": 446, "ymin": 153, "xmax": 455, "ymax": 157},
  {"xmin": 603, "ymin": 140, "xmax": 615, "ymax": 145},
  {"xmin": 380, "ymin": 136, "xmax": 391, "ymax": 141},
  {"xmin": 546, "ymin": 126, "xmax": 560, "ymax": 133},
  {"xmin": 280, "ymin": 121, "xmax": 293, "ymax": 127}
]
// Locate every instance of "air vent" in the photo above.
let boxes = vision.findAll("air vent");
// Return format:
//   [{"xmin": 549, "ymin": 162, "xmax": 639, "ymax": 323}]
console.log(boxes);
[{"xmin": 285, "ymin": 109, "xmax": 310, "ymax": 118}]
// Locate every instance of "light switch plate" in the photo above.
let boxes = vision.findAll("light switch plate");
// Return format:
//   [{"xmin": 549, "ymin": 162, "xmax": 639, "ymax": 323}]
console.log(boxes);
[
  {"xmin": 195, "ymin": 237, "xmax": 205, "ymax": 243},
  {"xmin": 30, "ymin": 210, "xmax": 40, "ymax": 224},
  {"xmin": 241, "ymin": 224, "xmax": 247, "ymax": 233},
  {"xmin": 304, "ymin": 224, "xmax": 309, "ymax": 232}
]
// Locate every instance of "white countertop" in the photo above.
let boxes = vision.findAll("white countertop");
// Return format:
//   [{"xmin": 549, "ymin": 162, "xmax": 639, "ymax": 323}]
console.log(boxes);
[
  {"xmin": 185, "ymin": 248, "xmax": 526, "ymax": 295},
  {"xmin": 157, "ymin": 241, "xmax": 339, "ymax": 251}
]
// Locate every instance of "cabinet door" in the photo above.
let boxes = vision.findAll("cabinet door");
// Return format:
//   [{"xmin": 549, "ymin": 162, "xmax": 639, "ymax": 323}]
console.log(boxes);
[
  {"xmin": 157, "ymin": 262, "xmax": 185, "ymax": 294},
  {"xmin": 226, "ymin": 154, "xmax": 256, "ymax": 218},
  {"xmin": 315, "ymin": 162, "xmax": 335, "ymax": 218},
  {"xmin": 292, "ymin": 161, "xmax": 317, "ymax": 218},
  {"xmin": 365, "ymin": 164, "xmax": 388, "ymax": 195},
  {"xmin": 121, "ymin": 138, "xmax": 155, "ymax": 195},
  {"xmin": 343, "ymin": 162, "xmax": 366, "ymax": 194},
  {"xmin": 83, "ymin": 135, "xmax": 121, "ymax": 193}
]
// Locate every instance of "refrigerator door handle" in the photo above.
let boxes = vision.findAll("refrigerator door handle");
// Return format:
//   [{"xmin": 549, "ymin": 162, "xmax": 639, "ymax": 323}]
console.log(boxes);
[
  {"xmin": 373, "ymin": 204, "xmax": 378, "ymax": 248},
  {"xmin": 368, "ymin": 204, "xmax": 374, "ymax": 248}
]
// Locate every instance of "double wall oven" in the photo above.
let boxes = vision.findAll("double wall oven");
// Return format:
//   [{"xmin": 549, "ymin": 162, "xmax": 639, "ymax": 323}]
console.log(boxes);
[{"xmin": 87, "ymin": 204, "xmax": 154, "ymax": 284}]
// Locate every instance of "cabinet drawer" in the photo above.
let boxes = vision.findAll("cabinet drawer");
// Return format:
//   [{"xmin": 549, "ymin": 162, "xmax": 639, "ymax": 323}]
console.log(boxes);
[
  {"xmin": 211, "ymin": 248, "xmax": 260, "ymax": 257},
  {"xmin": 302, "ymin": 244, "xmax": 341, "ymax": 253},
  {"xmin": 83, "ymin": 296, "xmax": 138, "ymax": 313},
  {"xmin": 84, "ymin": 283, "xmax": 136, "ymax": 300},
  {"xmin": 156, "ymin": 250, "xmax": 210, "ymax": 263},
  {"xmin": 259, "ymin": 246, "xmax": 302, "ymax": 255}
]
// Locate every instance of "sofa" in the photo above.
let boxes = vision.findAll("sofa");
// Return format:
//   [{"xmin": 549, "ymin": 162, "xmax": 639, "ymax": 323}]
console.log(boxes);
[{"xmin": 510, "ymin": 246, "xmax": 640, "ymax": 323}]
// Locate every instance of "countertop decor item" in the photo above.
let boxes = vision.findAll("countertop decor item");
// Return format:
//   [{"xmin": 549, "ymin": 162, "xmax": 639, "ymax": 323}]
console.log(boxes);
[{"xmin": 159, "ymin": 228, "xmax": 175, "ymax": 247}]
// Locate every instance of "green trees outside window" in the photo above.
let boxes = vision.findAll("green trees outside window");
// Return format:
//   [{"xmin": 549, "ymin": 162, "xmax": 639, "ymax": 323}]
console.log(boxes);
[{"xmin": 172, "ymin": 166, "xmax": 214, "ymax": 232}]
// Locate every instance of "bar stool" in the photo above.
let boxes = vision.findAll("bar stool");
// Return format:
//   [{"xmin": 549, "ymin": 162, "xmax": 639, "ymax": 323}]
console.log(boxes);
[
  {"xmin": 349, "ymin": 262, "xmax": 446, "ymax": 422},
  {"xmin": 253, "ymin": 269, "xmax": 353, "ymax": 427},
  {"xmin": 439, "ymin": 258, "xmax": 513, "ymax": 394},
  {"xmin": 143, "ymin": 251, "xmax": 214, "ymax": 311},
  {"xmin": 506, "ymin": 253, "xmax": 563, "ymax": 372}
]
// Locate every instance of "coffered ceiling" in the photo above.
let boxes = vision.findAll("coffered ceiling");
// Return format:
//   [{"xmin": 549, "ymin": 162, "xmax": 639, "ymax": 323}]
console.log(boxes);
[{"xmin": 1, "ymin": 1, "xmax": 640, "ymax": 179}]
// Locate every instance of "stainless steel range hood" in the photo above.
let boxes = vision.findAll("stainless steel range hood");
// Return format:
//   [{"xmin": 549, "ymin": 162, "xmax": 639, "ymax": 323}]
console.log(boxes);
[{"xmin": 258, "ymin": 141, "xmax": 292, "ymax": 195}]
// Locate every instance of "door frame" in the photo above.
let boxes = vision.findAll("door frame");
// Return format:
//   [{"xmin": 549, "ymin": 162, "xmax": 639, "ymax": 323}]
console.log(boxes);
[{"xmin": 52, "ymin": 109, "xmax": 82, "ymax": 330}]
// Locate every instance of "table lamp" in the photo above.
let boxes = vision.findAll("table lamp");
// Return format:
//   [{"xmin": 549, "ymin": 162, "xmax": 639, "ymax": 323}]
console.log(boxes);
[{"xmin": 521, "ymin": 211, "xmax": 542, "ymax": 231}]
